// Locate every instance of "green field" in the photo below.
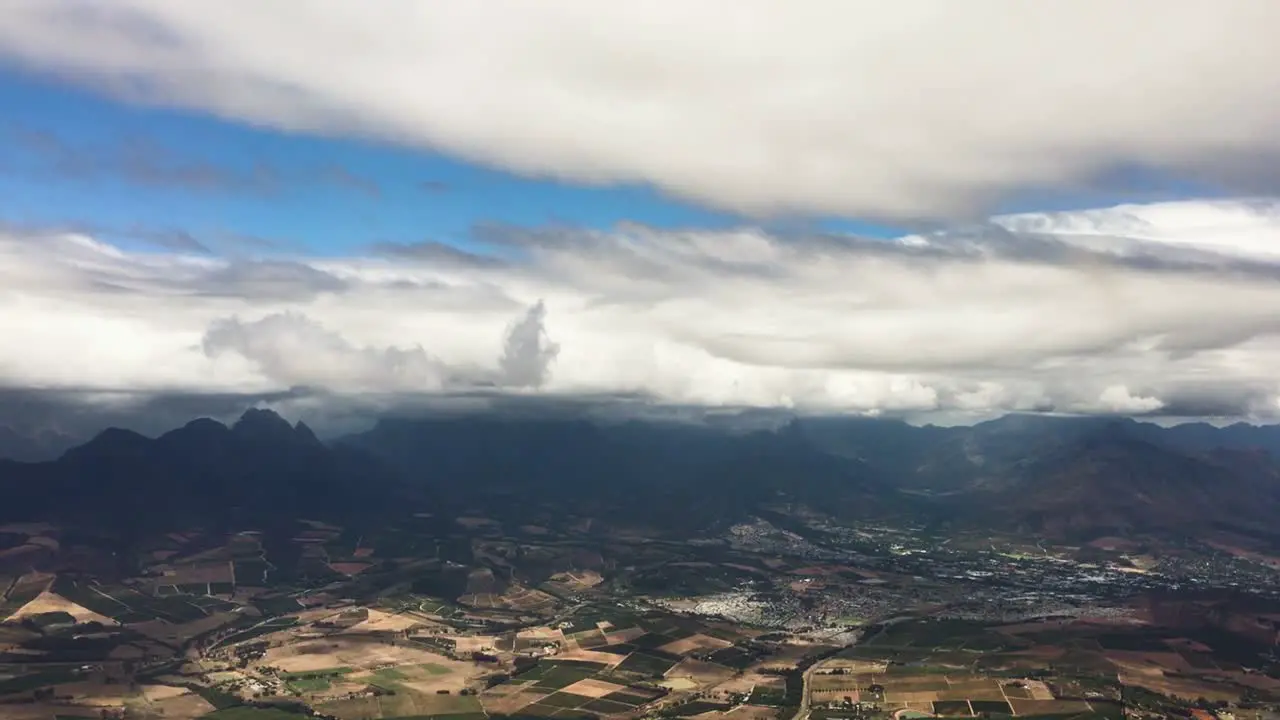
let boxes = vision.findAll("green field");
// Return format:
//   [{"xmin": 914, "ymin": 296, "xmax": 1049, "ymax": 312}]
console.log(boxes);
[
  {"xmin": 282, "ymin": 666, "xmax": 353, "ymax": 693},
  {"xmin": 0, "ymin": 667, "xmax": 82, "ymax": 696},
  {"xmin": 288, "ymin": 676, "xmax": 332, "ymax": 693},
  {"xmin": 280, "ymin": 667, "xmax": 353, "ymax": 679},
  {"xmin": 370, "ymin": 666, "xmax": 409, "ymax": 684},
  {"xmin": 615, "ymin": 651, "xmax": 679, "ymax": 677},
  {"xmin": 528, "ymin": 664, "xmax": 600, "ymax": 690}
]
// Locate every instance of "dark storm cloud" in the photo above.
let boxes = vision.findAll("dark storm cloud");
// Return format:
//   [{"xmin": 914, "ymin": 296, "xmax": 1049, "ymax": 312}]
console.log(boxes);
[
  {"xmin": 1150, "ymin": 385, "xmax": 1279, "ymax": 420},
  {"xmin": 0, "ymin": 383, "xmax": 762, "ymax": 450},
  {"xmin": 0, "ymin": 385, "xmax": 318, "ymax": 442}
]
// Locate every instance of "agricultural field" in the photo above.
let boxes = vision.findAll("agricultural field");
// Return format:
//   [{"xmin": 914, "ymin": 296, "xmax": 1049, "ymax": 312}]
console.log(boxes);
[
  {"xmin": 481, "ymin": 659, "xmax": 667, "ymax": 717},
  {"xmin": 208, "ymin": 616, "xmax": 299, "ymax": 650},
  {"xmin": 808, "ymin": 665, "xmax": 1125, "ymax": 719},
  {"xmin": 318, "ymin": 689, "xmax": 486, "ymax": 720},
  {"xmin": 2, "ymin": 517, "xmax": 1279, "ymax": 720}
]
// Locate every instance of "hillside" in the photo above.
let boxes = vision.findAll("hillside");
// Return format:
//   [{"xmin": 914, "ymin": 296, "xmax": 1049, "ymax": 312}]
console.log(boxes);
[{"xmin": 3, "ymin": 409, "xmax": 1280, "ymax": 545}]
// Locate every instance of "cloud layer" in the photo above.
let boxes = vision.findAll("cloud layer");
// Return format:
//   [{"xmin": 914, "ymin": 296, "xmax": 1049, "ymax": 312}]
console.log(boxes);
[
  {"xmin": 4, "ymin": 199, "xmax": 1280, "ymax": 426},
  {"xmin": 2, "ymin": 2, "xmax": 1279, "ymax": 219}
]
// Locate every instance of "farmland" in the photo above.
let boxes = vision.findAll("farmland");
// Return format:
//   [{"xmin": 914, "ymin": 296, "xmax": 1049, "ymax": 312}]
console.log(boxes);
[{"xmin": 0, "ymin": 513, "xmax": 1277, "ymax": 720}]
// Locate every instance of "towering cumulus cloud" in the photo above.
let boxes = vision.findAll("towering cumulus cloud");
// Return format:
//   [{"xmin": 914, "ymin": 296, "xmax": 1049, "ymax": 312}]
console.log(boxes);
[{"xmin": 499, "ymin": 301, "xmax": 561, "ymax": 389}]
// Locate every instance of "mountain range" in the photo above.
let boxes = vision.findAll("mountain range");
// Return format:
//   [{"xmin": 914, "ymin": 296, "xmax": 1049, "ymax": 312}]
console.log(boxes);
[{"xmin": 2, "ymin": 409, "xmax": 1280, "ymax": 545}]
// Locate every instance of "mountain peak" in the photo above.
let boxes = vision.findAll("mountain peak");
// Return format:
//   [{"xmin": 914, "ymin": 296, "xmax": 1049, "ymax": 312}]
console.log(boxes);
[
  {"xmin": 232, "ymin": 407, "xmax": 294, "ymax": 436},
  {"xmin": 293, "ymin": 420, "xmax": 321, "ymax": 445},
  {"xmin": 231, "ymin": 408, "xmax": 323, "ymax": 447},
  {"xmin": 59, "ymin": 426, "xmax": 151, "ymax": 463}
]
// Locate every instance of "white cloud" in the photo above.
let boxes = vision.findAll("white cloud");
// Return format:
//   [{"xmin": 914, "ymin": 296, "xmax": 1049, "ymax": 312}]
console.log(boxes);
[
  {"xmin": 498, "ymin": 301, "xmax": 560, "ymax": 388},
  {"xmin": 4, "ymin": 199, "xmax": 1280, "ymax": 421},
  {"xmin": 201, "ymin": 312, "xmax": 447, "ymax": 393},
  {"xmin": 1096, "ymin": 385, "xmax": 1164, "ymax": 414},
  {"xmin": 1, "ymin": 2, "xmax": 1279, "ymax": 219}
]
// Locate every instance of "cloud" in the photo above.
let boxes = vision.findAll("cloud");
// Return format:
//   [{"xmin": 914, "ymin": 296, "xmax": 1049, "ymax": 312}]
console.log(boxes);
[
  {"xmin": 3, "ymin": 125, "xmax": 386, "ymax": 201},
  {"xmin": 1096, "ymin": 385, "xmax": 1164, "ymax": 414},
  {"xmin": 2, "ymin": 124, "xmax": 281, "ymax": 195},
  {"xmin": 499, "ymin": 301, "xmax": 560, "ymax": 388},
  {"xmin": 4, "ymin": 199, "xmax": 1280, "ymax": 423},
  {"xmin": 126, "ymin": 227, "xmax": 211, "ymax": 254},
  {"xmin": 1, "ymin": 3, "xmax": 1278, "ymax": 219},
  {"xmin": 201, "ymin": 312, "xmax": 447, "ymax": 392},
  {"xmin": 371, "ymin": 240, "xmax": 508, "ymax": 269}
]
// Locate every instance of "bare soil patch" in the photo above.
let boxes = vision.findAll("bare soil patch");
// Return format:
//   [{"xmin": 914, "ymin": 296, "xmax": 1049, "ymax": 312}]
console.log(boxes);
[
  {"xmin": 263, "ymin": 636, "xmax": 469, "ymax": 677},
  {"xmin": 483, "ymin": 689, "xmax": 550, "ymax": 715},
  {"xmin": 557, "ymin": 648, "xmax": 630, "ymax": 666},
  {"xmin": 563, "ymin": 677, "xmax": 629, "ymax": 698},
  {"xmin": 604, "ymin": 626, "xmax": 646, "ymax": 644},
  {"xmin": 812, "ymin": 675, "xmax": 861, "ymax": 692},
  {"xmin": 660, "ymin": 677, "xmax": 698, "ymax": 691},
  {"xmin": 722, "ymin": 704, "xmax": 780, "ymax": 720},
  {"xmin": 140, "ymin": 684, "xmax": 192, "ymax": 701},
  {"xmin": 47, "ymin": 679, "xmax": 130, "ymax": 707},
  {"xmin": 1118, "ymin": 672, "xmax": 1241, "ymax": 703},
  {"xmin": 548, "ymin": 570, "xmax": 604, "ymax": 590},
  {"xmin": 8, "ymin": 590, "xmax": 118, "ymax": 625},
  {"xmin": 1106, "ymin": 650, "xmax": 1195, "ymax": 674},
  {"xmin": 153, "ymin": 691, "xmax": 218, "ymax": 718},
  {"xmin": 714, "ymin": 673, "xmax": 783, "ymax": 695},
  {"xmin": 666, "ymin": 658, "xmax": 735, "ymax": 685},
  {"xmin": 659, "ymin": 633, "xmax": 733, "ymax": 656},
  {"xmin": 448, "ymin": 635, "xmax": 499, "ymax": 653},
  {"xmin": 348, "ymin": 608, "xmax": 421, "ymax": 632}
]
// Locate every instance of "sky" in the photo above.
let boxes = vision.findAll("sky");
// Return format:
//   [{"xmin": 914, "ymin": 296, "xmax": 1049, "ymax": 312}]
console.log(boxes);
[{"xmin": 2, "ymin": 1, "xmax": 1280, "ymax": 436}]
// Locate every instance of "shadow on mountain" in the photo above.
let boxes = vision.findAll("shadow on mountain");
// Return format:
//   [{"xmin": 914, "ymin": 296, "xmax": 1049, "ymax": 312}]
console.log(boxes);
[{"xmin": 2, "ymin": 409, "xmax": 1280, "ymax": 545}]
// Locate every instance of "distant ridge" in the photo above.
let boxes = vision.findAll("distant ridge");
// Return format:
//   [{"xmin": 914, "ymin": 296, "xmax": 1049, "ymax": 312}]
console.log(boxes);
[{"xmin": 2, "ymin": 409, "xmax": 1280, "ymax": 542}]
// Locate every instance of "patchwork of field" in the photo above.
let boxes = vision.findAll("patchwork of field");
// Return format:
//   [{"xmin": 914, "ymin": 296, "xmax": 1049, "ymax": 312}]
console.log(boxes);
[
  {"xmin": 42, "ymin": 577, "xmax": 238, "ymax": 626},
  {"xmin": 481, "ymin": 659, "xmax": 666, "ymax": 718},
  {"xmin": 811, "ymin": 670, "xmax": 1124, "ymax": 718},
  {"xmin": 544, "ymin": 570, "xmax": 605, "ymax": 593},
  {"xmin": 0, "ymin": 674, "xmax": 219, "ymax": 720},
  {"xmin": 479, "ymin": 610, "xmax": 761, "ymax": 717},
  {"xmin": 320, "ymin": 691, "xmax": 487, "ymax": 720},
  {"xmin": 460, "ymin": 585, "xmax": 558, "ymax": 612},
  {"xmin": 6, "ymin": 589, "xmax": 118, "ymax": 626},
  {"xmin": 261, "ymin": 636, "xmax": 475, "ymax": 686}
]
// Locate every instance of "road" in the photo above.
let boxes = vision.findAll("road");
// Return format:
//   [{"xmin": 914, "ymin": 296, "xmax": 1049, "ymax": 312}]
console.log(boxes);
[{"xmin": 791, "ymin": 660, "xmax": 819, "ymax": 720}]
